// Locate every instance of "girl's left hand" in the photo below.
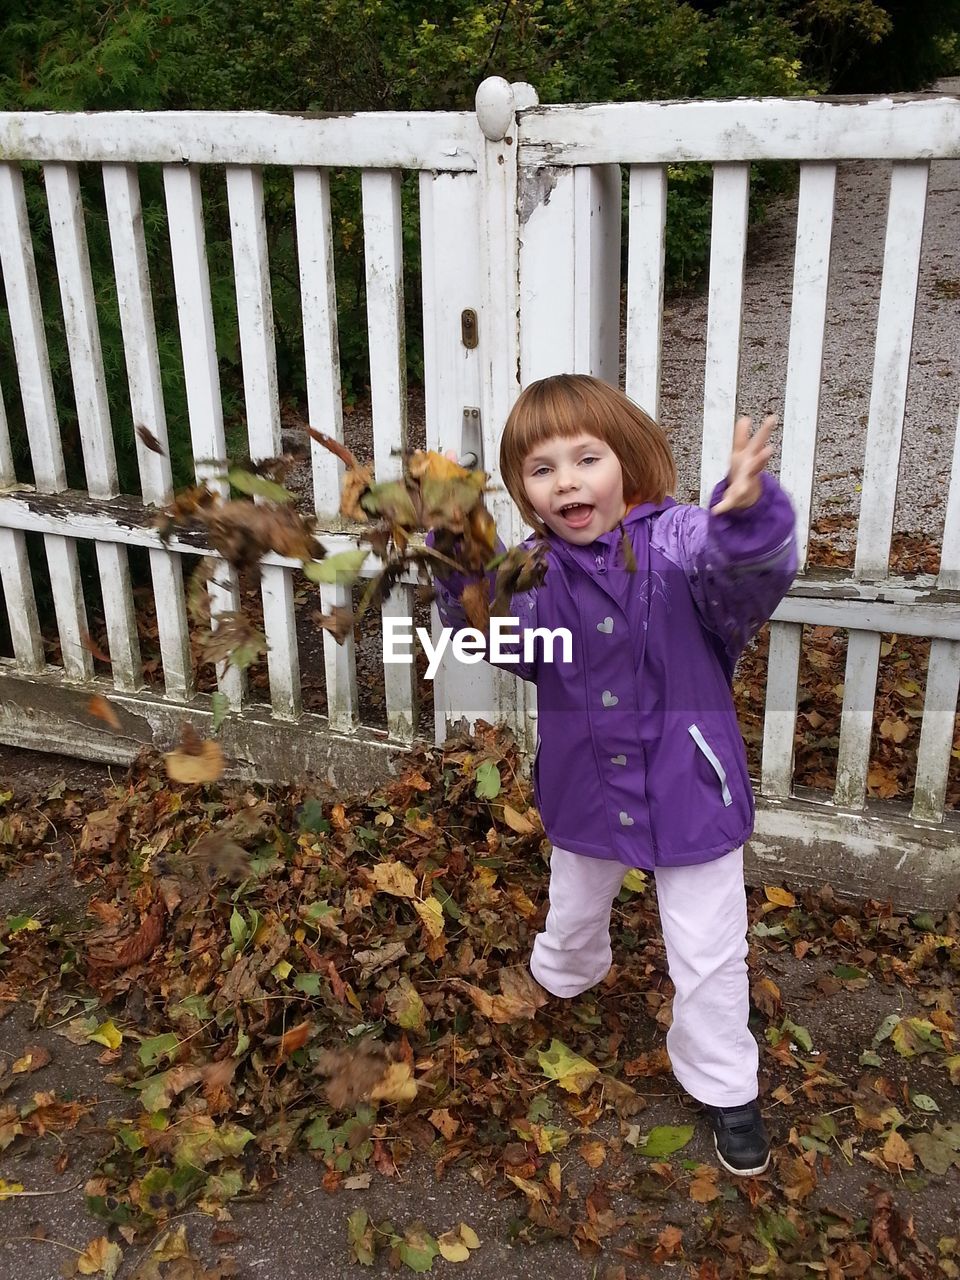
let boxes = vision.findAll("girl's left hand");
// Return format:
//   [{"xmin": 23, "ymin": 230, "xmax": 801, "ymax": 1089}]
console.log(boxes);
[{"xmin": 711, "ymin": 413, "xmax": 776, "ymax": 514}]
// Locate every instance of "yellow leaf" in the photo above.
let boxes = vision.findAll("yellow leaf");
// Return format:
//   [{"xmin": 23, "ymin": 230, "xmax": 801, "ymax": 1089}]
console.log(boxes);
[
  {"xmin": 458, "ymin": 1224, "xmax": 480, "ymax": 1250},
  {"xmin": 502, "ymin": 803, "xmax": 535, "ymax": 834},
  {"xmin": 882, "ymin": 1129, "xmax": 915, "ymax": 1170},
  {"xmin": 368, "ymin": 861, "xmax": 418, "ymax": 899},
  {"xmin": 622, "ymin": 869, "xmax": 647, "ymax": 893},
  {"xmin": 0, "ymin": 1179, "xmax": 24, "ymax": 1201},
  {"xmin": 414, "ymin": 896, "xmax": 445, "ymax": 939},
  {"xmin": 368, "ymin": 1061, "xmax": 418, "ymax": 1104},
  {"xmin": 87, "ymin": 1020, "xmax": 122, "ymax": 1051},
  {"xmin": 537, "ymin": 1038, "xmax": 599, "ymax": 1095},
  {"xmin": 150, "ymin": 1226, "xmax": 190, "ymax": 1262},
  {"xmin": 437, "ymin": 1233, "xmax": 470, "ymax": 1263},
  {"xmin": 164, "ymin": 738, "xmax": 224, "ymax": 785},
  {"xmin": 77, "ymin": 1235, "xmax": 123, "ymax": 1277},
  {"xmin": 763, "ymin": 885, "xmax": 796, "ymax": 908}
]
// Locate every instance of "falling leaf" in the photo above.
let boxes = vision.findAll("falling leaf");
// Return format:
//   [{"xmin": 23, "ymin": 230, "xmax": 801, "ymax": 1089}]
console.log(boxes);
[
  {"xmin": 227, "ymin": 466, "xmax": 295, "ymax": 504},
  {"xmin": 0, "ymin": 1179, "xmax": 24, "ymax": 1200},
  {"xmin": 135, "ymin": 424, "xmax": 166, "ymax": 455},
  {"xmin": 302, "ymin": 548, "xmax": 369, "ymax": 586},
  {"xmin": 87, "ymin": 696, "xmax": 122, "ymax": 731},
  {"xmin": 164, "ymin": 734, "xmax": 225, "ymax": 785}
]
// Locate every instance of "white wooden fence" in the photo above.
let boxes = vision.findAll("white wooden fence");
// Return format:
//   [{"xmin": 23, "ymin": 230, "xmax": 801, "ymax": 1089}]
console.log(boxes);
[{"xmin": 1, "ymin": 80, "xmax": 959, "ymax": 905}]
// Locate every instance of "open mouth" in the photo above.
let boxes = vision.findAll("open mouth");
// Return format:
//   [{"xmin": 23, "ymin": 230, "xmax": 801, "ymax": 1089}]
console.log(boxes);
[{"xmin": 556, "ymin": 502, "xmax": 594, "ymax": 528}]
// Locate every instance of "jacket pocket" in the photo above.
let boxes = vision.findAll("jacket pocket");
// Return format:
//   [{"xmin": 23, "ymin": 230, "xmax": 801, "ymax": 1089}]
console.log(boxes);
[{"xmin": 688, "ymin": 723, "xmax": 733, "ymax": 807}]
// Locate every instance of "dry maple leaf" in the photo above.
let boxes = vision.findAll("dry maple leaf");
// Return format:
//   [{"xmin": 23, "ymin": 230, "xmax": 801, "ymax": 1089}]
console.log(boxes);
[{"xmin": 88, "ymin": 902, "xmax": 165, "ymax": 970}]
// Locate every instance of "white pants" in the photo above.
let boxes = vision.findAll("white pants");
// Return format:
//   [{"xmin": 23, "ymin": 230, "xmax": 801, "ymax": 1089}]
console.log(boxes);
[{"xmin": 529, "ymin": 844, "xmax": 757, "ymax": 1107}]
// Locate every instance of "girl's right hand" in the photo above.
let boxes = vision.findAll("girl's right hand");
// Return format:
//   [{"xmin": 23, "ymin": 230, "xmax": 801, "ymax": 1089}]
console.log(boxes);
[{"xmin": 711, "ymin": 414, "xmax": 776, "ymax": 514}]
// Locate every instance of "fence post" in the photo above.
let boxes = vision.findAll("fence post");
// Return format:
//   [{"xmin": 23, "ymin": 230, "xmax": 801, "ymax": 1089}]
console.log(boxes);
[{"xmin": 471, "ymin": 77, "xmax": 539, "ymax": 752}]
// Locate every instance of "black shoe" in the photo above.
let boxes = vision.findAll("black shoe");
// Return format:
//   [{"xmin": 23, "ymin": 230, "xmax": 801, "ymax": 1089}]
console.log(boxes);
[{"xmin": 705, "ymin": 1101, "xmax": 771, "ymax": 1176}]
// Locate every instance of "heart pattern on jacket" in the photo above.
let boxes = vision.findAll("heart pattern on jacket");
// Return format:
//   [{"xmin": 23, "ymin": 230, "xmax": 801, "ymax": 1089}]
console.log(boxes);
[
  {"xmin": 602, "ymin": 690, "xmax": 618, "ymax": 707},
  {"xmin": 611, "ymin": 754, "xmax": 627, "ymax": 766},
  {"xmin": 597, "ymin": 616, "xmax": 614, "ymax": 633},
  {"xmin": 619, "ymin": 811, "xmax": 634, "ymax": 826}
]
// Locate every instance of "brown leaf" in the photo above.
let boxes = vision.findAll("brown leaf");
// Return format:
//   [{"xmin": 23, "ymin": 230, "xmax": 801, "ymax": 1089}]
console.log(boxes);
[
  {"xmin": 86, "ymin": 691, "xmax": 122, "ymax": 732},
  {"xmin": 276, "ymin": 1020, "xmax": 312, "ymax": 1061},
  {"xmin": 11, "ymin": 1045, "xmax": 51, "ymax": 1074},
  {"xmin": 135, "ymin": 424, "xmax": 166, "ymax": 455},
  {"xmin": 165, "ymin": 737, "xmax": 225, "ymax": 785},
  {"xmin": 461, "ymin": 580, "xmax": 490, "ymax": 632},
  {"xmin": 689, "ymin": 1163, "xmax": 721, "ymax": 1203},
  {"xmin": 89, "ymin": 902, "xmax": 164, "ymax": 970}
]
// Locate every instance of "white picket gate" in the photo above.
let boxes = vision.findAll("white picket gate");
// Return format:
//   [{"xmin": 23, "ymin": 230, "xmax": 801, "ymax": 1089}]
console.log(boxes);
[{"xmin": 1, "ymin": 79, "xmax": 959, "ymax": 905}]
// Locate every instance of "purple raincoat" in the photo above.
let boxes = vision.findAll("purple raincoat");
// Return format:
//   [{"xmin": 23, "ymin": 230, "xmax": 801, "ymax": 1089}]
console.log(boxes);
[{"xmin": 432, "ymin": 472, "xmax": 798, "ymax": 870}]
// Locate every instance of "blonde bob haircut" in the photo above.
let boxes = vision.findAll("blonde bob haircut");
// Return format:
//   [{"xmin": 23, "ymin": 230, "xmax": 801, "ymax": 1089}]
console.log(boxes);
[{"xmin": 499, "ymin": 373, "xmax": 677, "ymax": 532}]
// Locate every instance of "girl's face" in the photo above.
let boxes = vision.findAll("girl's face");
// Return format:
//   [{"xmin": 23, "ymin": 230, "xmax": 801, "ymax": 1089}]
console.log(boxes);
[{"xmin": 521, "ymin": 433, "xmax": 626, "ymax": 543}]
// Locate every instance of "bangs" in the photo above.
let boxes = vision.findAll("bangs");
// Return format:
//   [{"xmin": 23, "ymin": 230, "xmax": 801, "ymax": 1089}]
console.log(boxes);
[{"xmin": 499, "ymin": 374, "xmax": 677, "ymax": 530}]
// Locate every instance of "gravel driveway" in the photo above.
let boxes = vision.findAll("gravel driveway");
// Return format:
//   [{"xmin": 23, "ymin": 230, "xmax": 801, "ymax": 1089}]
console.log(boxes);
[{"xmin": 661, "ymin": 78, "xmax": 960, "ymax": 548}]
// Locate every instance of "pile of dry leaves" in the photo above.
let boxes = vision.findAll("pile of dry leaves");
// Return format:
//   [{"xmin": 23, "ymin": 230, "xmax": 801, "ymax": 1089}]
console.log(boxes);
[{"xmin": 1, "ymin": 722, "xmax": 959, "ymax": 1277}]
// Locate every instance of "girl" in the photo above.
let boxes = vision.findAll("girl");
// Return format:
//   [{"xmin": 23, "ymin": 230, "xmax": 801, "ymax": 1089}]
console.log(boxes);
[{"xmin": 430, "ymin": 373, "xmax": 797, "ymax": 1176}]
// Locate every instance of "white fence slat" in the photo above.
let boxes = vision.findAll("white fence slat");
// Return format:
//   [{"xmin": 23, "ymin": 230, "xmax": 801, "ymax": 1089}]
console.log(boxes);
[
  {"xmin": 164, "ymin": 163, "xmax": 243, "ymax": 708},
  {"xmin": 910, "ymin": 376, "xmax": 960, "ymax": 821},
  {"xmin": 381, "ymin": 585, "xmax": 418, "ymax": 742},
  {"xmin": 0, "ymin": 387, "xmax": 43, "ymax": 670},
  {"xmin": 518, "ymin": 167, "xmax": 576, "ymax": 382},
  {"xmin": 320, "ymin": 582, "xmax": 357, "ymax": 733},
  {"xmin": 43, "ymin": 163, "xmax": 118, "ymax": 497},
  {"xmin": 0, "ymin": 528, "xmax": 44, "ymax": 670},
  {"xmin": 45, "ymin": 161, "xmax": 141, "ymax": 690},
  {"xmin": 834, "ymin": 629, "xmax": 881, "ymax": 810},
  {"xmin": 145, "ymin": 549, "xmax": 191, "ymax": 700},
  {"xmin": 912, "ymin": 638, "xmax": 960, "ymax": 822},
  {"xmin": 625, "ymin": 164, "xmax": 667, "ymax": 419},
  {"xmin": 516, "ymin": 96, "xmax": 960, "ymax": 166},
  {"xmin": 293, "ymin": 168, "xmax": 344, "ymax": 520},
  {"xmin": 760, "ymin": 622, "xmax": 803, "ymax": 798},
  {"xmin": 103, "ymin": 162, "xmax": 192, "ymax": 700},
  {"xmin": 573, "ymin": 165, "xmax": 621, "ymax": 384},
  {"xmin": 0, "ymin": 164, "xmax": 66, "ymax": 491},
  {"xmin": 361, "ymin": 170, "xmax": 418, "ymax": 737},
  {"xmin": 700, "ymin": 163, "xmax": 750, "ymax": 504},
  {"xmin": 0, "ymin": 111, "xmax": 479, "ymax": 171},
  {"xmin": 102, "ymin": 164, "xmax": 175, "ymax": 504},
  {"xmin": 418, "ymin": 169, "xmax": 498, "ymax": 742},
  {"xmin": 781, "ymin": 162, "xmax": 836, "ymax": 570},
  {"xmin": 855, "ymin": 162, "xmax": 929, "ymax": 578},
  {"xmin": 758, "ymin": 164, "xmax": 837, "ymax": 798},
  {"xmin": 834, "ymin": 164, "xmax": 928, "ymax": 808},
  {"xmin": 0, "ymin": 161, "xmax": 92, "ymax": 681},
  {"xmin": 226, "ymin": 165, "xmax": 301, "ymax": 719},
  {"xmin": 362, "ymin": 170, "xmax": 407, "ymax": 483},
  {"xmin": 44, "ymin": 534, "xmax": 92, "ymax": 681}
]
